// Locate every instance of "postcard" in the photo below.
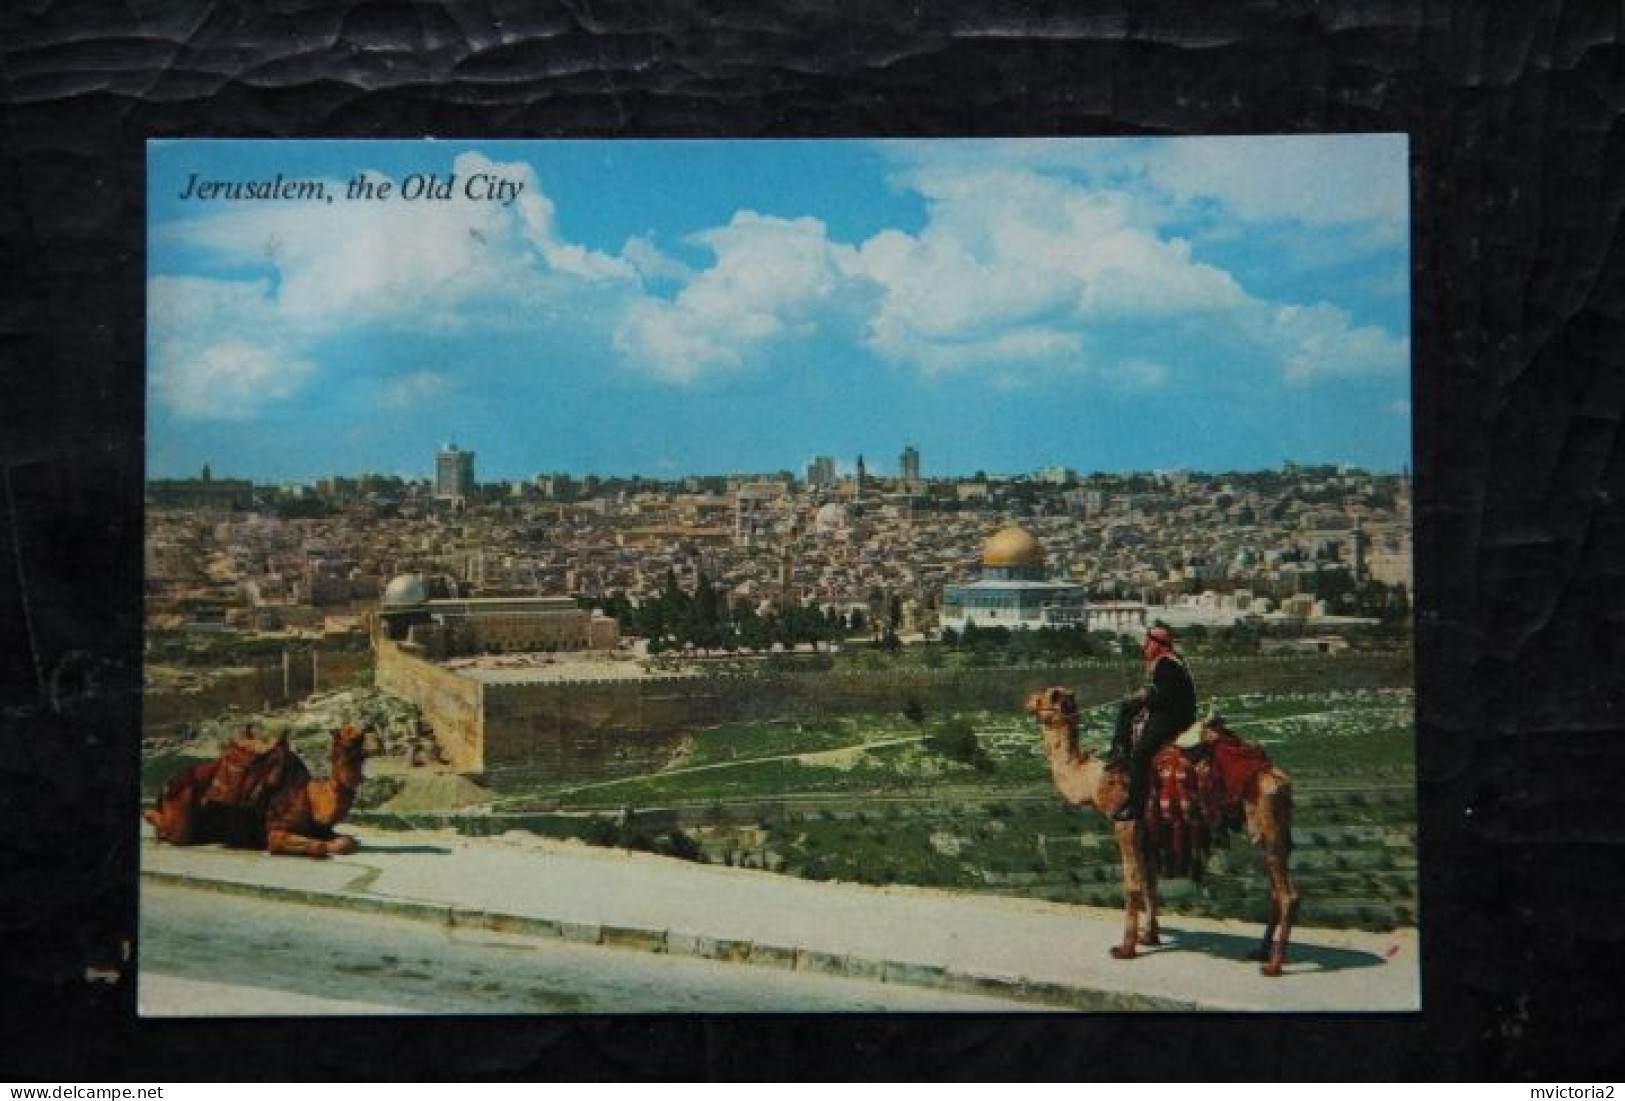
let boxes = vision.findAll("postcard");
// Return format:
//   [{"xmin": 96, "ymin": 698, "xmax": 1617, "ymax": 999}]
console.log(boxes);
[{"xmin": 141, "ymin": 136, "xmax": 1418, "ymax": 1014}]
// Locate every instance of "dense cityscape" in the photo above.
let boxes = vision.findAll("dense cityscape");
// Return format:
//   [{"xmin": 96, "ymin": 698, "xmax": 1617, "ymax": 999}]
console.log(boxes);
[{"xmin": 145, "ymin": 442, "xmax": 1412, "ymax": 656}]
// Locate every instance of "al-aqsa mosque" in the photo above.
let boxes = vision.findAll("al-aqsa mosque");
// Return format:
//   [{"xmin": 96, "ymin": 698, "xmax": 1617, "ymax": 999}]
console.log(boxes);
[{"xmin": 939, "ymin": 525, "xmax": 1088, "ymax": 634}]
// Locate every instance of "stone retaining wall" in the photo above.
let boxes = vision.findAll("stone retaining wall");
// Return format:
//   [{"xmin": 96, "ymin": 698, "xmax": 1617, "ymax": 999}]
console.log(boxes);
[
  {"xmin": 375, "ymin": 643, "xmax": 484, "ymax": 770},
  {"xmin": 144, "ymin": 650, "xmax": 374, "ymax": 734},
  {"xmin": 375, "ymin": 647, "xmax": 1412, "ymax": 784}
]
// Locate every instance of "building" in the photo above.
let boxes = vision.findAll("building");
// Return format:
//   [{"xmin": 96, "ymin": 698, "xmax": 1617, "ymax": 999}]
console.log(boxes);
[
  {"xmin": 899, "ymin": 445, "xmax": 921, "ymax": 483},
  {"xmin": 939, "ymin": 525, "xmax": 1087, "ymax": 634},
  {"xmin": 147, "ymin": 465, "xmax": 254, "ymax": 511},
  {"xmin": 734, "ymin": 482, "xmax": 787, "ymax": 546},
  {"xmin": 435, "ymin": 443, "xmax": 475, "ymax": 500},
  {"xmin": 806, "ymin": 455, "xmax": 836, "ymax": 488},
  {"xmin": 374, "ymin": 572, "xmax": 617, "ymax": 656}
]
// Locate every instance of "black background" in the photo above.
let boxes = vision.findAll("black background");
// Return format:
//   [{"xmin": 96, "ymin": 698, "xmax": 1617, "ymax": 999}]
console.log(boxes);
[{"xmin": 2, "ymin": 0, "xmax": 1623, "ymax": 1081}]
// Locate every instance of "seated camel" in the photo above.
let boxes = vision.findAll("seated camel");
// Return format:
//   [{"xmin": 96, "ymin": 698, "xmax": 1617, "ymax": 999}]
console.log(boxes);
[
  {"xmin": 144, "ymin": 724, "xmax": 367, "ymax": 858},
  {"xmin": 1026, "ymin": 686, "xmax": 1299, "ymax": 976}
]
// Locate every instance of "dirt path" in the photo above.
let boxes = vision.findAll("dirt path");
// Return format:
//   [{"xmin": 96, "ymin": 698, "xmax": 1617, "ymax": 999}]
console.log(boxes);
[{"xmin": 538, "ymin": 734, "xmax": 932, "ymax": 798}]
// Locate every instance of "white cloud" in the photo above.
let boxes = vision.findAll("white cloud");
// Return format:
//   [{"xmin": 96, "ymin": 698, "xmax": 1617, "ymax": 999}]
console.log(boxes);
[
  {"xmin": 153, "ymin": 142, "xmax": 1412, "ymax": 422},
  {"xmin": 856, "ymin": 169, "xmax": 1246, "ymax": 382},
  {"xmin": 892, "ymin": 326, "xmax": 1088, "ymax": 376},
  {"xmin": 149, "ymin": 275, "xmax": 315, "ymax": 421},
  {"xmin": 609, "ymin": 161, "xmax": 1406, "ymax": 392},
  {"xmin": 613, "ymin": 212, "xmax": 866, "ymax": 383},
  {"xmin": 161, "ymin": 153, "xmax": 632, "ymax": 334},
  {"xmin": 153, "ymin": 334, "xmax": 315, "ymax": 421},
  {"xmin": 1146, "ymin": 135, "xmax": 1409, "ymax": 231},
  {"xmin": 620, "ymin": 235, "xmax": 694, "ymax": 284},
  {"xmin": 382, "ymin": 370, "xmax": 450, "ymax": 410},
  {"xmin": 151, "ymin": 152, "xmax": 641, "ymax": 419},
  {"xmin": 1268, "ymin": 303, "xmax": 1411, "ymax": 383},
  {"xmin": 880, "ymin": 135, "xmax": 1409, "ymax": 232}
]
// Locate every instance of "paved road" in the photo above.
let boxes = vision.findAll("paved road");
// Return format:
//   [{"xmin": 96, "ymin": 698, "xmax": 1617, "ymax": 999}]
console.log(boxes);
[
  {"xmin": 141, "ymin": 825, "xmax": 1421, "ymax": 1014},
  {"xmin": 140, "ymin": 882, "xmax": 1041, "ymax": 1015}
]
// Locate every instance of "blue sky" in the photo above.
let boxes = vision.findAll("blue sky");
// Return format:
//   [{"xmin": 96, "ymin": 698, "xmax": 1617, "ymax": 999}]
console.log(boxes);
[{"xmin": 148, "ymin": 136, "xmax": 1411, "ymax": 483}]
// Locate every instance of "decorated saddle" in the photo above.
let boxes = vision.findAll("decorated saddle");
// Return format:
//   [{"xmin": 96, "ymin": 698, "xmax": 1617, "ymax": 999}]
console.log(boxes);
[
  {"xmin": 1143, "ymin": 728, "xmax": 1275, "ymax": 879},
  {"xmin": 153, "ymin": 732, "xmax": 313, "ymax": 847},
  {"xmin": 202, "ymin": 733, "xmax": 309, "ymax": 813}
]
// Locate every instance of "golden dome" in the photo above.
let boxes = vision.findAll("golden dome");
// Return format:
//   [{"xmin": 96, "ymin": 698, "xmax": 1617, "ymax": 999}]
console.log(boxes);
[{"xmin": 982, "ymin": 526, "xmax": 1045, "ymax": 568}]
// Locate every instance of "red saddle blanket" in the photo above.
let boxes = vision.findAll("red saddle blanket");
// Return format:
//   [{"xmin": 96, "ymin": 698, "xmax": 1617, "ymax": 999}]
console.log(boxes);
[
  {"xmin": 1145, "ymin": 733, "xmax": 1274, "ymax": 879},
  {"xmin": 201, "ymin": 734, "xmax": 308, "ymax": 813},
  {"xmin": 1211, "ymin": 734, "xmax": 1273, "ymax": 802}
]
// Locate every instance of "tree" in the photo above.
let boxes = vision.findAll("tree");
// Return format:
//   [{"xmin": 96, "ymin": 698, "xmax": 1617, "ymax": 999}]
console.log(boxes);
[
  {"xmin": 925, "ymin": 718, "xmax": 994, "ymax": 773},
  {"xmin": 866, "ymin": 587, "xmax": 887, "ymax": 640}
]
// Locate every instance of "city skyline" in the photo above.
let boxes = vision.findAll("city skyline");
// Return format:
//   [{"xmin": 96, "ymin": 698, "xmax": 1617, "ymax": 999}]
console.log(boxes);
[
  {"xmin": 149, "ymin": 137, "xmax": 1412, "ymax": 483},
  {"xmin": 153, "ymin": 444, "xmax": 1412, "ymax": 489}
]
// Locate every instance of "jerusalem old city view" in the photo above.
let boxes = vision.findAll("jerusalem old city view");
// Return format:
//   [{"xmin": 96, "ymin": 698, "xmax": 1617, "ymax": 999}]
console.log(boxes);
[
  {"xmin": 139, "ymin": 136, "xmax": 1417, "ymax": 1013},
  {"xmin": 141, "ymin": 442, "xmax": 1417, "ymax": 1010}
]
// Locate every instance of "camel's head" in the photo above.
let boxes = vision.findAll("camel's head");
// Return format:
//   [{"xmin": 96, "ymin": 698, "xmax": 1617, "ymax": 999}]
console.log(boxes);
[
  {"xmin": 1025, "ymin": 686, "xmax": 1078, "ymax": 729},
  {"xmin": 333, "ymin": 723, "xmax": 368, "ymax": 765}
]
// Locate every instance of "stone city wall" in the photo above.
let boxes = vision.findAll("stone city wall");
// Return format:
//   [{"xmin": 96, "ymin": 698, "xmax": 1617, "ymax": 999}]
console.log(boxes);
[
  {"xmin": 388, "ymin": 651, "xmax": 1411, "ymax": 784},
  {"xmin": 375, "ymin": 643, "xmax": 485, "ymax": 771},
  {"xmin": 481, "ymin": 680, "xmax": 694, "ymax": 782},
  {"xmin": 143, "ymin": 650, "xmax": 374, "ymax": 735}
]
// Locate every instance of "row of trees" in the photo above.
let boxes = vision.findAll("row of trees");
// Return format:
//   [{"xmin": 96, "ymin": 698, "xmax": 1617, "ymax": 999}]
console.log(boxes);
[
  {"xmin": 590, "ymin": 572, "xmax": 1410, "ymax": 659},
  {"xmin": 592, "ymin": 573, "xmax": 874, "ymax": 654},
  {"xmin": 938, "ymin": 622, "xmax": 1134, "ymax": 661},
  {"xmin": 935, "ymin": 614, "xmax": 1410, "ymax": 664}
]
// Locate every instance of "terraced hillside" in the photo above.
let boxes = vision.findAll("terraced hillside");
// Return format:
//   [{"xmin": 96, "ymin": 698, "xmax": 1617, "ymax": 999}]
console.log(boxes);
[{"xmin": 376, "ymin": 687, "xmax": 1417, "ymax": 932}]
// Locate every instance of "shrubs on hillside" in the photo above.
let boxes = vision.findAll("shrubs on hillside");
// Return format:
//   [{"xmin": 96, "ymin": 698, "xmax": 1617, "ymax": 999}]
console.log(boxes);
[{"xmin": 925, "ymin": 718, "xmax": 994, "ymax": 773}]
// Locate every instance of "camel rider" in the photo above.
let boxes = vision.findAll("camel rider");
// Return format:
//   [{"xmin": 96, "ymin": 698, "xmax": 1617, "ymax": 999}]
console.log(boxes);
[{"xmin": 1110, "ymin": 625, "xmax": 1198, "ymax": 822}]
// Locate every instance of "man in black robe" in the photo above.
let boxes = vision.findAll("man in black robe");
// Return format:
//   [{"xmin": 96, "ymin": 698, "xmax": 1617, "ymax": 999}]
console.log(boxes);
[{"xmin": 1109, "ymin": 625, "xmax": 1198, "ymax": 822}]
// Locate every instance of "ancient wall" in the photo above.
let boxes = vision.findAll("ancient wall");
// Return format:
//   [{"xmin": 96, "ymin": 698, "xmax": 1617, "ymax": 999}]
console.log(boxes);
[
  {"xmin": 460, "ymin": 653, "xmax": 1411, "ymax": 784},
  {"xmin": 375, "ymin": 643, "xmax": 484, "ymax": 770},
  {"xmin": 482, "ymin": 680, "xmax": 692, "ymax": 783},
  {"xmin": 143, "ymin": 650, "xmax": 374, "ymax": 735}
]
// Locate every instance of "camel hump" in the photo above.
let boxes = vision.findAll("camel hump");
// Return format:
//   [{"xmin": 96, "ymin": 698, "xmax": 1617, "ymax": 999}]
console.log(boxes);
[{"xmin": 203, "ymin": 735, "xmax": 308, "ymax": 813}]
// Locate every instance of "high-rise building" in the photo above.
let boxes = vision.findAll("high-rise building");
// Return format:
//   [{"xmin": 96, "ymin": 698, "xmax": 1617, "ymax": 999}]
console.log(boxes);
[
  {"xmin": 436, "ymin": 443, "xmax": 475, "ymax": 499},
  {"xmin": 856, "ymin": 454, "xmax": 867, "ymax": 490},
  {"xmin": 900, "ymin": 445, "xmax": 921, "ymax": 483},
  {"xmin": 806, "ymin": 455, "xmax": 836, "ymax": 488}
]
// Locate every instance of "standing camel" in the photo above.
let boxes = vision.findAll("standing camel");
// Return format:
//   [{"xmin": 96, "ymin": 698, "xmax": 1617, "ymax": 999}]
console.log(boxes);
[
  {"xmin": 145, "ymin": 724, "xmax": 368, "ymax": 858},
  {"xmin": 1026, "ymin": 686, "xmax": 1299, "ymax": 976}
]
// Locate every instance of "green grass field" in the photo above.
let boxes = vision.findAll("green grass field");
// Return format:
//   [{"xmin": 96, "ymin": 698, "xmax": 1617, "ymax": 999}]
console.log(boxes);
[
  {"xmin": 534, "ymin": 688, "xmax": 1412, "ymax": 807},
  {"xmin": 448, "ymin": 687, "xmax": 1419, "ymax": 931}
]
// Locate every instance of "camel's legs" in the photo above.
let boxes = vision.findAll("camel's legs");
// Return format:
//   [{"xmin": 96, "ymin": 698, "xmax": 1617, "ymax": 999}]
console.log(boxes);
[
  {"xmin": 144, "ymin": 765, "xmax": 214, "ymax": 846},
  {"xmin": 1111, "ymin": 821, "xmax": 1148, "ymax": 958},
  {"xmin": 266, "ymin": 828, "xmax": 354, "ymax": 858},
  {"xmin": 1140, "ymin": 825, "xmax": 1162, "ymax": 946},
  {"xmin": 1250, "ymin": 900, "xmax": 1278, "ymax": 963},
  {"xmin": 144, "ymin": 799, "xmax": 198, "ymax": 845},
  {"xmin": 1261, "ymin": 846, "xmax": 1299, "ymax": 976},
  {"xmin": 1255, "ymin": 781, "xmax": 1298, "ymax": 977}
]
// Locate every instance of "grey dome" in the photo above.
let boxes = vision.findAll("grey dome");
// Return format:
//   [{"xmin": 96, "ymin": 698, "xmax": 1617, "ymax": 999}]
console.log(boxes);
[{"xmin": 381, "ymin": 573, "xmax": 428, "ymax": 608}]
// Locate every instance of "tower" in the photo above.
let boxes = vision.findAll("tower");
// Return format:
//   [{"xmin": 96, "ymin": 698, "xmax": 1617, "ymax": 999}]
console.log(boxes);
[
  {"xmin": 436, "ymin": 443, "xmax": 475, "ymax": 499},
  {"xmin": 900, "ymin": 445, "xmax": 920, "ymax": 483}
]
